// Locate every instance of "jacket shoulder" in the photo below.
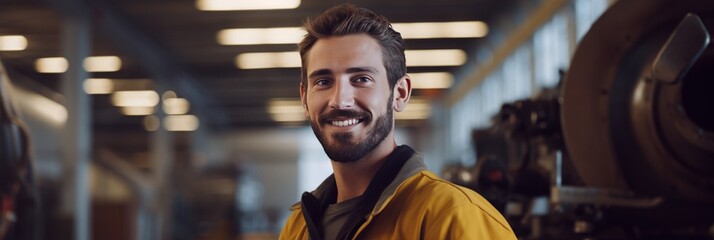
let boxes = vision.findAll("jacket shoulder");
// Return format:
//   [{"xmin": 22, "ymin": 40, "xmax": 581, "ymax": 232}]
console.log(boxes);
[
  {"xmin": 409, "ymin": 171, "xmax": 514, "ymax": 232},
  {"xmin": 412, "ymin": 171, "xmax": 488, "ymax": 203}
]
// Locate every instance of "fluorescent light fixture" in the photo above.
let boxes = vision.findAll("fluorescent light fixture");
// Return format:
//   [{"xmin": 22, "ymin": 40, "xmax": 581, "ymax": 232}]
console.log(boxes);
[
  {"xmin": 35, "ymin": 56, "xmax": 122, "ymax": 73},
  {"xmin": 120, "ymin": 106, "xmax": 155, "ymax": 116},
  {"xmin": 395, "ymin": 110, "xmax": 430, "ymax": 120},
  {"xmin": 164, "ymin": 115, "xmax": 199, "ymax": 131},
  {"xmin": 268, "ymin": 98, "xmax": 305, "ymax": 122},
  {"xmin": 392, "ymin": 21, "xmax": 488, "ymax": 39},
  {"xmin": 236, "ymin": 51, "xmax": 301, "ymax": 69},
  {"xmin": 0, "ymin": 35, "xmax": 28, "ymax": 51},
  {"xmin": 236, "ymin": 49, "xmax": 465, "ymax": 69},
  {"xmin": 163, "ymin": 98, "xmax": 190, "ymax": 115},
  {"xmin": 272, "ymin": 113, "xmax": 308, "ymax": 122},
  {"xmin": 35, "ymin": 57, "xmax": 68, "ymax": 73},
  {"xmin": 217, "ymin": 21, "xmax": 486, "ymax": 46},
  {"xmin": 408, "ymin": 72, "xmax": 454, "ymax": 89},
  {"xmin": 162, "ymin": 90, "xmax": 177, "ymax": 101},
  {"xmin": 396, "ymin": 98, "xmax": 431, "ymax": 120},
  {"xmin": 218, "ymin": 27, "xmax": 305, "ymax": 45},
  {"xmin": 84, "ymin": 56, "xmax": 122, "ymax": 72},
  {"xmin": 111, "ymin": 90, "xmax": 159, "ymax": 107},
  {"xmin": 267, "ymin": 99, "xmax": 303, "ymax": 113},
  {"xmin": 197, "ymin": 0, "xmax": 300, "ymax": 11},
  {"xmin": 144, "ymin": 115, "xmax": 160, "ymax": 131},
  {"xmin": 405, "ymin": 50, "xmax": 466, "ymax": 67},
  {"xmin": 83, "ymin": 78, "xmax": 114, "ymax": 94}
]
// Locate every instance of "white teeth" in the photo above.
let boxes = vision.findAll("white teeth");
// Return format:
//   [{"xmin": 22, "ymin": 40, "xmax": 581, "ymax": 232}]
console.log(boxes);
[{"xmin": 331, "ymin": 119, "xmax": 359, "ymax": 127}]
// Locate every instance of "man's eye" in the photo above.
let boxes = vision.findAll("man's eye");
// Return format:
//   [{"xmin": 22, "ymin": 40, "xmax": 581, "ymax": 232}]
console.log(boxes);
[
  {"xmin": 315, "ymin": 79, "xmax": 331, "ymax": 86},
  {"xmin": 354, "ymin": 76, "xmax": 371, "ymax": 83}
]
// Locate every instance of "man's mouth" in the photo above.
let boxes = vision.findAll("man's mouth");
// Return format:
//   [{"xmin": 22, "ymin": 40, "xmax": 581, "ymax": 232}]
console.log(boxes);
[
  {"xmin": 330, "ymin": 118, "xmax": 362, "ymax": 127},
  {"xmin": 319, "ymin": 109, "xmax": 369, "ymax": 127}
]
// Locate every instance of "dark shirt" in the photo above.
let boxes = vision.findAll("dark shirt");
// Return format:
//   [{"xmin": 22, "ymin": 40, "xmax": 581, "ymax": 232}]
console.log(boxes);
[{"xmin": 321, "ymin": 196, "xmax": 361, "ymax": 240}]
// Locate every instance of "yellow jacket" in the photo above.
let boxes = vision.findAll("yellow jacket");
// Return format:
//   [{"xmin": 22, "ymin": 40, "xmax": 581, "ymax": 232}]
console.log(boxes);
[{"xmin": 280, "ymin": 148, "xmax": 516, "ymax": 239}]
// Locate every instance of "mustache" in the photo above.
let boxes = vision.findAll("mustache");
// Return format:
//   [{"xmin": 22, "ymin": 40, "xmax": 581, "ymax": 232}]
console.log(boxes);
[{"xmin": 318, "ymin": 109, "xmax": 371, "ymax": 124}]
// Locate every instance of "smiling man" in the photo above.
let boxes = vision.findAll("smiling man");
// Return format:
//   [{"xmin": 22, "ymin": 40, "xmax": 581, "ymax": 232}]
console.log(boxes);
[{"xmin": 279, "ymin": 4, "xmax": 516, "ymax": 240}]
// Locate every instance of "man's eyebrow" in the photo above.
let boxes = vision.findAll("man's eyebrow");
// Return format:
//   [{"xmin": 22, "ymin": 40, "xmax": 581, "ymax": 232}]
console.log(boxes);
[
  {"xmin": 346, "ymin": 67, "xmax": 379, "ymax": 74},
  {"xmin": 308, "ymin": 67, "xmax": 379, "ymax": 78},
  {"xmin": 308, "ymin": 69, "xmax": 332, "ymax": 78}
]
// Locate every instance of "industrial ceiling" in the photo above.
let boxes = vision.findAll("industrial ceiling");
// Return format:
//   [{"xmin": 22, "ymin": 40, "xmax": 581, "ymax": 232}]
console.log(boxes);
[{"xmin": 0, "ymin": 0, "xmax": 516, "ymax": 134}]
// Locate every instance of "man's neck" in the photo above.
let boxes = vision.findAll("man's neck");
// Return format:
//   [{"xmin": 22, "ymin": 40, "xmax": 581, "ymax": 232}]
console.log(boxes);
[{"xmin": 331, "ymin": 138, "xmax": 398, "ymax": 203}]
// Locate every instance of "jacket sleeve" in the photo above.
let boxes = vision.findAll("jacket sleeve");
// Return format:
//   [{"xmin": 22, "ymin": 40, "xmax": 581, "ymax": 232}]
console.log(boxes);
[{"xmin": 423, "ymin": 204, "xmax": 517, "ymax": 240}]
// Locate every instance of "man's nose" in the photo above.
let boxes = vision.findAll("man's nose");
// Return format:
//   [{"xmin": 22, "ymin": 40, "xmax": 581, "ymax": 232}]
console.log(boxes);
[{"xmin": 329, "ymin": 80, "xmax": 355, "ymax": 109}]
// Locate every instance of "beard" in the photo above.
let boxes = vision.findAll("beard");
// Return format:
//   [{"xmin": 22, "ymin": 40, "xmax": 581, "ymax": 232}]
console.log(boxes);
[{"xmin": 310, "ymin": 96, "xmax": 394, "ymax": 163}]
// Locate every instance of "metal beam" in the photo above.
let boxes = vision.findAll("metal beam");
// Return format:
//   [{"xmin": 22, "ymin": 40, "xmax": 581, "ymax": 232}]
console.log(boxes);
[{"xmin": 444, "ymin": 0, "xmax": 571, "ymax": 106}]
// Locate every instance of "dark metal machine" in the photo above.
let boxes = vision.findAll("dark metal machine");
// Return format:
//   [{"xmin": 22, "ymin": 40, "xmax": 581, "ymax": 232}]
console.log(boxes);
[
  {"xmin": 449, "ymin": 0, "xmax": 714, "ymax": 238},
  {"xmin": 561, "ymin": 0, "xmax": 714, "ymax": 207}
]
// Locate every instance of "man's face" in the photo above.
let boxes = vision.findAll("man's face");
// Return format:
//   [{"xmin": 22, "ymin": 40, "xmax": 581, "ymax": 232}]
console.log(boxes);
[{"xmin": 301, "ymin": 34, "xmax": 395, "ymax": 163}]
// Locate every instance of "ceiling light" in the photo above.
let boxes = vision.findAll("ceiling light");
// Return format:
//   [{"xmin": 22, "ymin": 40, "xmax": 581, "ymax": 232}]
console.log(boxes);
[
  {"xmin": 236, "ymin": 51, "xmax": 301, "ymax": 69},
  {"xmin": 396, "ymin": 98, "xmax": 431, "ymax": 120},
  {"xmin": 405, "ymin": 49, "xmax": 466, "ymax": 66},
  {"xmin": 84, "ymin": 56, "xmax": 122, "ymax": 72},
  {"xmin": 164, "ymin": 115, "xmax": 199, "ymax": 131},
  {"xmin": 83, "ymin": 78, "xmax": 114, "ymax": 94},
  {"xmin": 395, "ymin": 111, "xmax": 430, "ymax": 120},
  {"xmin": 267, "ymin": 99, "xmax": 303, "ymax": 113},
  {"xmin": 162, "ymin": 90, "xmax": 177, "ymax": 101},
  {"xmin": 111, "ymin": 90, "xmax": 159, "ymax": 107},
  {"xmin": 0, "ymin": 35, "xmax": 28, "ymax": 51},
  {"xmin": 271, "ymin": 113, "xmax": 307, "ymax": 122},
  {"xmin": 163, "ymin": 98, "xmax": 190, "ymax": 115},
  {"xmin": 144, "ymin": 115, "xmax": 160, "ymax": 131},
  {"xmin": 236, "ymin": 49, "xmax": 466, "ymax": 69},
  {"xmin": 392, "ymin": 21, "xmax": 488, "ymax": 39},
  {"xmin": 120, "ymin": 106, "xmax": 155, "ymax": 116},
  {"xmin": 218, "ymin": 27, "xmax": 305, "ymax": 45},
  {"xmin": 36, "ymin": 56, "xmax": 123, "ymax": 73},
  {"xmin": 196, "ymin": 0, "xmax": 300, "ymax": 11},
  {"xmin": 216, "ymin": 21, "xmax": 486, "ymax": 46},
  {"xmin": 35, "ymin": 57, "xmax": 68, "ymax": 73},
  {"xmin": 408, "ymin": 72, "xmax": 454, "ymax": 89},
  {"xmin": 267, "ymin": 98, "xmax": 305, "ymax": 122}
]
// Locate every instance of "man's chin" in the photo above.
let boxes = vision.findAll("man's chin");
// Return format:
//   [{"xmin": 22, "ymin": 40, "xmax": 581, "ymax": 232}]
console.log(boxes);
[{"xmin": 323, "ymin": 147, "xmax": 361, "ymax": 163}]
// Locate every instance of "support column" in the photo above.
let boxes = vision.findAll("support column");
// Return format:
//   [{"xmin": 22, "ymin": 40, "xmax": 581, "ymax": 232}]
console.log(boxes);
[
  {"xmin": 59, "ymin": 13, "xmax": 91, "ymax": 240},
  {"xmin": 152, "ymin": 84, "xmax": 174, "ymax": 240}
]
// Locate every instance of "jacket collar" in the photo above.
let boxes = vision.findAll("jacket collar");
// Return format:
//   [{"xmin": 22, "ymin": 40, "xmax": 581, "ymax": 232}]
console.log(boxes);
[
  {"xmin": 292, "ymin": 146, "xmax": 427, "ymax": 214},
  {"xmin": 371, "ymin": 152, "xmax": 427, "ymax": 215}
]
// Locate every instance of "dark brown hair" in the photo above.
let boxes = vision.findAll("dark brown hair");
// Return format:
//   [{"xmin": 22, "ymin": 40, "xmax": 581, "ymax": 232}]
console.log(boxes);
[{"xmin": 298, "ymin": 3, "xmax": 406, "ymax": 90}]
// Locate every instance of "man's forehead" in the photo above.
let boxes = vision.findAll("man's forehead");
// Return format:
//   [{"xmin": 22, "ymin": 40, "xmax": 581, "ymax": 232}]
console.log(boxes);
[{"xmin": 305, "ymin": 34, "xmax": 385, "ymax": 74}]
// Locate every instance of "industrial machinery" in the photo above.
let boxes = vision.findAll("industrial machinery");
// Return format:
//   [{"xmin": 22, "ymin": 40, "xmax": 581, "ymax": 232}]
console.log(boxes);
[{"xmin": 449, "ymin": 0, "xmax": 714, "ymax": 238}]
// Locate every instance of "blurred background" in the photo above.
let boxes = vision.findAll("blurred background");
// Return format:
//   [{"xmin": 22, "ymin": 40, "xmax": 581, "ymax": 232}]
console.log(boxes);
[{"xmin": 2, "ymin": 0, "xmax": 713, "ymax": 239}]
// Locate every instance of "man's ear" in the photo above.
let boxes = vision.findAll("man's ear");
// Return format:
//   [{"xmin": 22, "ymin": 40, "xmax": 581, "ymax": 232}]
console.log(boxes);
[
  {"xmin": 300, "ymin": 82, "xmax": 309, "ymax": 117},
  {"xmin": 393, "ymin": 75, "xmax": 412, "ymax": 112}
]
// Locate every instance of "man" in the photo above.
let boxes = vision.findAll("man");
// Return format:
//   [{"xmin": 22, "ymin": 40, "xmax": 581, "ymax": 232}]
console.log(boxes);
[{"xmin": 280, "ymin": 4, "xmax": 516, "ymax": 239}]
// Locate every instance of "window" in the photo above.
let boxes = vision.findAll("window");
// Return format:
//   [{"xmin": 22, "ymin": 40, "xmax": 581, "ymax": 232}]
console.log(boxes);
[
  {"xmin": 575, "ymin": 0, "xmax": 609, "ymax": 41},
  {"xmin": 534, "ymin": 13, "xmax": 570, "ymax": 87}
]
